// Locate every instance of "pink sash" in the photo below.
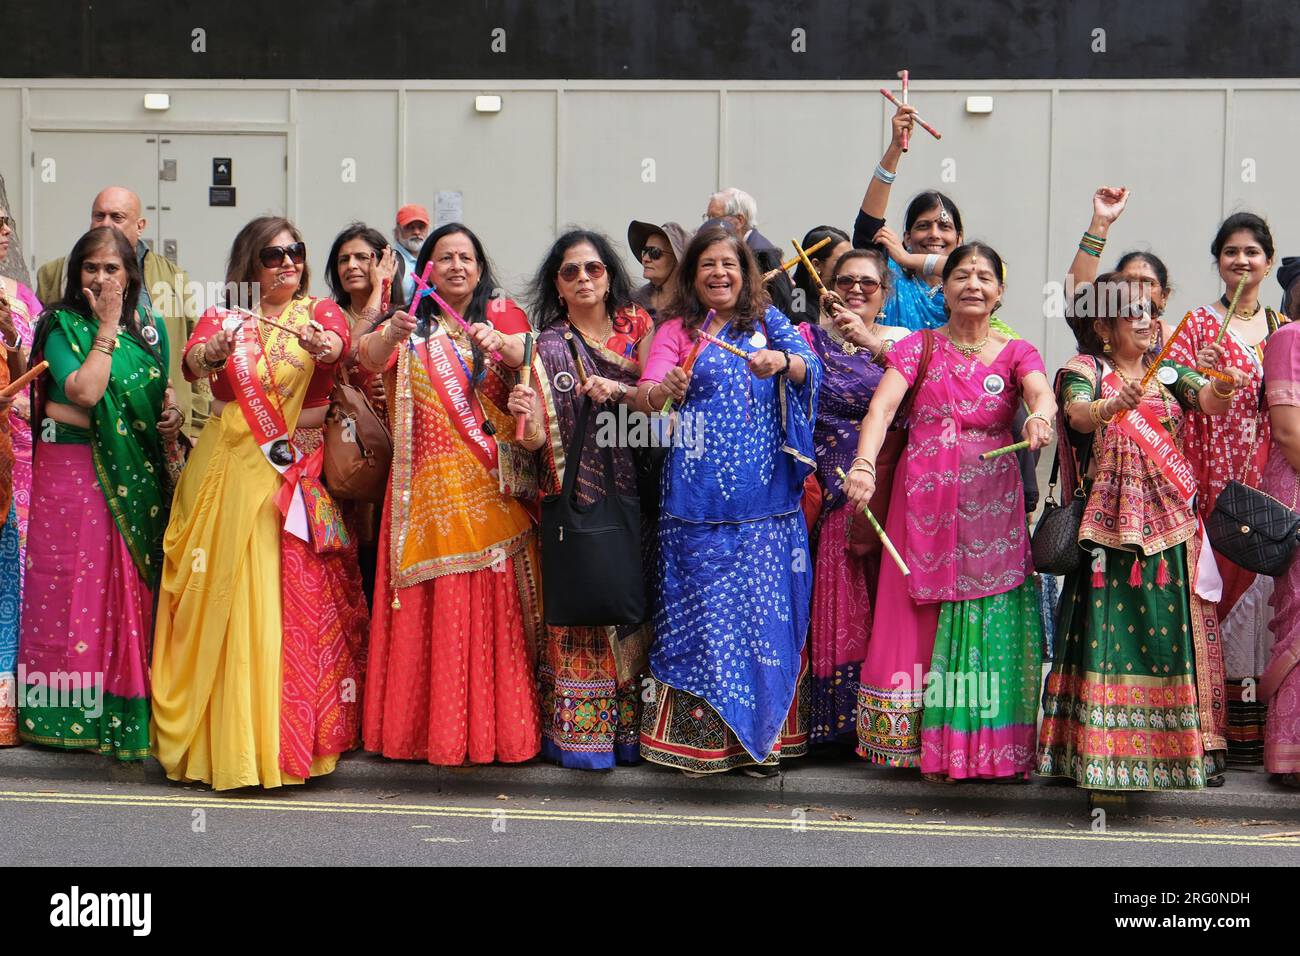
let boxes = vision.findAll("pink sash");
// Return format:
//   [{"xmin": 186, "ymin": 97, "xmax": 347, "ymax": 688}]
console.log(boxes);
[
  {"xmin": 417, "ymin": 330, "xmax": 499, "ymax": 474},
  {"xmin": 1102, "ymin": 372, "xmax": 1198, "ymax": 503}
]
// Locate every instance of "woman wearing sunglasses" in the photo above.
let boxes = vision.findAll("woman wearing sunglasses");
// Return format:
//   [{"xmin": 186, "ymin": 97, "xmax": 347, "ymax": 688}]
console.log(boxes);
[
  {"xmin": 507, "ymin": 229, "xmax": 655, "ymax": 770},
  {"xmin": 799, "ymin": 248, "xmax": 906, "ymax": 748},
  {"xmin": 633, "ymin": 226, "xmax": 822, "ymax": 776},
  {"xmin": 0, "ymin": 205, "xmax": 41, "ymax": 746},
  {"xmin": 152, "ymin": 216, "xmax": 368, "ymax": 790},
  {"xmin": 628, "ymin": 220, "xmax": 691, "ymax": 326},
  {"xmin": 1039, "ymin": 276, "xmax": 1247, "ymax": 791},
  {"xmin": 358, "ymin": 223, "xmax": 541, "ymax": 768},
  {"xmin": 18, "ymin": 227, "xmax": 178, "ymax": 760}
]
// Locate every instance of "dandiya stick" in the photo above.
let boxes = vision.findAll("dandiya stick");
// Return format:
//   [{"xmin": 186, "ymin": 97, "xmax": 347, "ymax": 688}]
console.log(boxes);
[
  {"xmin": 898, "ymin": 69, "xmax": 910, "ymax": 152},
  {"xmin": 1214, "ymin": 272, "xmax": 1249, "ymax": 346},
  {"xmin": 1, "ymin": 360, "xmax": 48, "ymax": 397},
  {"xmin": 979, "ymin": 439, "xmax": 1029, "ymax": 461},
  {"xmin": 791, "ymin": 239, "xmax": 832, "ymax": 298},
  {"xmin": 835, "ymin": 467, "xmax": 910, "ymax": 577},
  {"xmin": 515, "ymin": 332, "xmax": 534, "ymax": 441},
  {"xmin": 879, "ymin": 88, "xmax": 942, "ymax": 140},
  {"xmin": 697, "ymin": 329, "xmax": 750, "ymax": 360},
  {"xmin": 564, "ymin": 332, "xmax": 590, "ymax": 385},
  {"xmin": 761, "ymin": 236, "xmax": 833, "ymax": 284},
  {"xmin": 409, "ymin": 263, "xmax": 504, "ymax": 362},
  {"xmin": 1138, "ymin": 306, "xmax": 1198, "ymax": 391}
]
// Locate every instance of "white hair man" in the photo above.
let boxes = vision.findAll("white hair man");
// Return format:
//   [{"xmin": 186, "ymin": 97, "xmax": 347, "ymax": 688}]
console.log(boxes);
[{"xmin": 704, "ymin": 187, "xmax": 793, "ymax": 317}]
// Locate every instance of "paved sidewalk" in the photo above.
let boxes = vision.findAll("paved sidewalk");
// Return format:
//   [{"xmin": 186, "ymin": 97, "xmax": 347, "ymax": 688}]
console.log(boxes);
[{"xmin": 2, "ymin": 746, "xmax": 1296, "ymax": 821}]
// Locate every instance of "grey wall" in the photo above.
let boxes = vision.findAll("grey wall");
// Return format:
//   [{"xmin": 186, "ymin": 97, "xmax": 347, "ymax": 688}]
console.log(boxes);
[{"xmin": 3, "ymin": 79, "xmax": 1298, "ymax": 375}]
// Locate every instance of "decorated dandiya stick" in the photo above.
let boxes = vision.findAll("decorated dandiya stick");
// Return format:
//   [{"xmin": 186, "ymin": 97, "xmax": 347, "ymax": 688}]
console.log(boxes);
[
  {"xmin": 761, "ymin": 236, "xmax": 833, "ymax": 283},
  {"xmin": 898, "ymin": 69, "xmax": 910, "ymax": 152},
  {"xmin": 662, "ymin": 309, "xmax": 715, "ymax": 414},
  {"xmin": 1213, "ymin": 271, "xmax": 1249, "ymax": 346},
  {"xmin": 697, "ymin": 329, "xmax": 750, "ymax": 360},
  {"xmin": 515, "ymin": 333, "xmax": 534, "ymax": 441},
  {"xmin": 0, "ymin": 360, "xmax": 49, "ymax": 398},
  {"xmin": 409, "ymin": 262, "xmax": 505, "ymax": 362},
  {"xmin": 979, "ymin": 439, "xmax": 1029, "ymax": 461},
  {"xmin": 791, "ymin": 239, "xmax": 838, "ymax": 306},
  {"xmin": 1138, "ymin": 306, "xmax": 1198, "ymax": 391},
  {"xmin": 879, "ymin": 88, "xmax": 942, "ymax": 140},
  {"xmin": 835, "ymin": 467, "xmax": 910, "ymax": 577}
]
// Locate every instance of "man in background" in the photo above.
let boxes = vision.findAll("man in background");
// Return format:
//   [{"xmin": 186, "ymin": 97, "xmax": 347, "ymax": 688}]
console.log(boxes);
[{"xmin": 392, "ymin": 204, "xmax": 430, "ymax": 302}]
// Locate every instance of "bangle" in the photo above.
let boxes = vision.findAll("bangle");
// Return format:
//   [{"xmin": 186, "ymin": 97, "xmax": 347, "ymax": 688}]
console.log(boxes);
[
  {"xmin": 523, "ymin": 423, "xmax": 544, "ymax": 443},
  {"xmin": 1079, "ymin": 231, "xmax": 1106, "ymax": 258},
  {"xmin": 1212, "ymin": 380, "xmax": 1236, "ymax": 399},
  {"xmin": 849, "ymin": 456, "xmax": 877, "ymax": 475},
  {"xmin": 92, "ymin": 343, "xmax": 115, "ymax": 358},
  {"xmin": 1, "ymin": 331, "xmax": 19, "ymax": 350},
  {"xmin": 779, "ymin": 350, "xmax": 792, "ymax": 375},
  {"xmin": 1096, "ymin": 399, "xmax": 1116, "ymax": 426},
  {"xmin": 93, "ymin": 335, "xmax": 117, "ymax": 353},
  {"xmin": 873, "ymin": 164, "xmax": 897, "ymax": 185},
  {"xmin": 651, "ymin": 382, "xmax": 669, "ymax": 412},
  {"xmin": 922, "ymin": 253, "xmax": 940, "ymax": 277}
]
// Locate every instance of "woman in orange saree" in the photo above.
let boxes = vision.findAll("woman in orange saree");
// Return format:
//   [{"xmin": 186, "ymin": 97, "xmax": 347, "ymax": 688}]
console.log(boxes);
[{"xmin": 360, "ymin": 223, "xmax": 543, "ymax": 765}]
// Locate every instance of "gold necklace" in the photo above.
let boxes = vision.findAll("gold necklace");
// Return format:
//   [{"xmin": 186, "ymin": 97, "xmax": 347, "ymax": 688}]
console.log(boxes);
[
  {"xmin": 947, "ymin": 334, "xmax": 987, "ymax": 358},
  {"xmin": 824, "ymin": 323, "xmax": 859, "ymax": 355}
]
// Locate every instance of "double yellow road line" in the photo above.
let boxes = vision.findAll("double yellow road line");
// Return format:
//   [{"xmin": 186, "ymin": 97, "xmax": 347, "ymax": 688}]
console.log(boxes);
[{"xmin": 2, "ymin": 789, "xmax": 1296, "ymax": 848}]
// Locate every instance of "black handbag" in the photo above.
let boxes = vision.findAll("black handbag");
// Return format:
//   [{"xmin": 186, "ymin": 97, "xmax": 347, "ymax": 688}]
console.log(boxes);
[
  {"xmin": 540, "ymin": 397, "xmax": 646, "ymax": 626},
  {"xmin": 1206, "ymin": 479, "xmax": 1300, "ymax": 576},
  {"xmin": 1030, "ymin": 359, "xmax": 1098, "ymax": 575}
]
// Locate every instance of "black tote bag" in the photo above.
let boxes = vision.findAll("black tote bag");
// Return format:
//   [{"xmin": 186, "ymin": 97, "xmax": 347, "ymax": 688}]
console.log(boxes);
[{"xmin": 540, "ymin": 397, "xmax": 646, "ymax": 626}]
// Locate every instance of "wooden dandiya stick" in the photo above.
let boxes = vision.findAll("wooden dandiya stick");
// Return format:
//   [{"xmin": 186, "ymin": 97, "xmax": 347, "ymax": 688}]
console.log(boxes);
[
  {"xmin": 979, "ymin": 439, "xmax": 1029, "ymax": 462},
  {"xmin": 515, "ymin": 332, "xmax": 534, "ymax": 441},
  {"xmin": 898, "ymin": 69, "xmax": 910, "ymax": 152},
  {"xmin": 835, "ymin": 467, "xmax": 910, "ymax": 577},
  {"xmin": 761, "ymin": 236, "xmax": 833, "ymax": 284},
  {"xmin": 791, "ymin": 239, "xmax": 842, "ymax": 309},
  {"xmin": 879, "ymin": 88, "xmax": 942, "ymax": 140},
  {"xmin": 1, "ymin": 360, "xmax": 49, "ymax": 398},
  {"xmin": 564, "ymin": 332, "xmax": 590, "ymax": 385},
  {"xmin": 1138, "ymin": 306, "xmax": 1198, "ymax": 391},
  {"xmin": 1214, "ymin": 271, "xmax": 1249, "ymax": 346}
]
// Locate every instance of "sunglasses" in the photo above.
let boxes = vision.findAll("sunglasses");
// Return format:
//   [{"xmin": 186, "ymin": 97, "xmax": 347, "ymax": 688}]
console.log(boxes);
[
  {"xmin": 259, "ymin": 242, "xmax": 307, "ymax": 268},
  {"xmin": 640, "ymin": 246, "xmax": 668, "ymax": 262},
  {"xmin": 558, "ymin": 260, "xmax": 607, "ymax": 282},
  {"xmin": 0, "ymin": 216, "xmax": 13, "ymax": 231},
  {"xmin": 834, "ymin": 275, "xmax": 882, "ymax": 294}
]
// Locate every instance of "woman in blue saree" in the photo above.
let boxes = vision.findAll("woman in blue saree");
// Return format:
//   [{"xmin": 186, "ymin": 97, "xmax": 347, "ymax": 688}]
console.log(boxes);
[{"xmin": 634, "ymin": 226, "xmax": 821, "ymax": 776}]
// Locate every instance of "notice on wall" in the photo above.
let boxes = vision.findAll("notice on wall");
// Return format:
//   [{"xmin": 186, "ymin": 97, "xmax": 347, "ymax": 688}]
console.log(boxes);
[
  {"xmin": 213, "ymin": 158, "xmax": 232, "ymax": 186},
  {"xmin": 209, "ymin": 186, "xmax": 236, "ymax": 207},
  {"xmin": 435, "ymin": 190, "xmax": 463, "ymax": 228}
]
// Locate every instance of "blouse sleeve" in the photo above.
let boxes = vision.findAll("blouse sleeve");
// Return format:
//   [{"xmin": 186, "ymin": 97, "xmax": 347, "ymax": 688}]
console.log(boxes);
[
  {"xmin": 1168, "ymin": 362, "xmax": 1208, "ymax": 410},
  {"xmin": 1058, "ymin": 355, "xmax": 1099, "ymax": 406},
  {"xmin": 312, "ymin": 298, "xmax": 351, "ymax": 367},
  {"xmin": 43, "ymin": 324, "xmax": 83, "ymax": 391},
  {"xmin": 16, "ymin": 284, "xmax": 41, "ymax": 336},
  {"xmin": 1265, "ymin": 324, "xmax": 1300, "ymax": 408},
  {"xmin": 638, "ymin": 319, "xmax": 690, "ymax": 385},
  {"xmin": 487, "ymin": 299, "xmax": 532, "ymax": 336},
  {"xmin": 1010, "ymin": 339, "xmax": 1047, "ymax": 386},
  {"xmin": 883, "ymin": 330, "xmax": 925, "ymax": 386},
  {"xmin": 183, "ymin": 307, "xmax": 225, "ymax": 382}
]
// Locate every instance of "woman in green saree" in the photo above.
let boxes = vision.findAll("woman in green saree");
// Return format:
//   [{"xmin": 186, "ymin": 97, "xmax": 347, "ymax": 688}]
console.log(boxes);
[{"xmin": 17, "ymin": 227, "xmax": 181, "ymax": 759}]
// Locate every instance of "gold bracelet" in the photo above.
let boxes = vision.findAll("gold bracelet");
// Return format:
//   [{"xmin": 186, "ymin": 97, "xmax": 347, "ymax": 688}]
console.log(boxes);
[
  {"xmin": 1212, "ymin": 380, "xmax": 1236, "ymax": 400},
  {"xmin": 91, "ymin": 343, "xmax": 115, "ymax": 358},
  {"xmin": 523, "ymin": 424, "xmax": 544, "ymax": 443}
]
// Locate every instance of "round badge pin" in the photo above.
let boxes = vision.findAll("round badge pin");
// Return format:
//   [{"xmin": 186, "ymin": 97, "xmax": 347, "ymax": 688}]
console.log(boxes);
[
  {"xmin": 553, "ymin": 370, "xmax": 576, "ymax": 393},
  {"xmin": 750, "ymin": 332, "xmax": 767, "ymax": 349},
  {"xmin": 221, "ymin": 314, "xmax": 243, "ymax": 333},
  {"xmin": 141, "ymin": 325, "xmax": 159, "ymax": 346},
  {"xmin": 983, "ymin": 373, "xmax": 1005, "ymax": 396},
  {"xmin": 1157, "ymin": 365, "xmax": 1178, "ymax": 385}
]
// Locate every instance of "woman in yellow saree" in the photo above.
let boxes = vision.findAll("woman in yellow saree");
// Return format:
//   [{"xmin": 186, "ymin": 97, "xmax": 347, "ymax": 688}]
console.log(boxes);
[{"xmin": 152, "ymin": 217, "xmax": 368, "ymax": 790}]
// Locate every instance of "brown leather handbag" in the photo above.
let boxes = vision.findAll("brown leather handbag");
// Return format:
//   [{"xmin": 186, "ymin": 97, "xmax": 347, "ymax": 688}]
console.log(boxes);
[
  {"xmin": 323, "ymin": 367, "xmax": 392, "ymax": 504},
  {"xmin": 849, "ymin": 330, "xmax": 934, "ymax": 558}
]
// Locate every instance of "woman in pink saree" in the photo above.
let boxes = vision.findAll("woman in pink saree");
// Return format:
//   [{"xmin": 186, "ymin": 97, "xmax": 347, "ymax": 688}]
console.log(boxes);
[
  {"xmin": 1259, "ymin": 321, "xmax": 1300, "ymax": 787},
  {"xmin": 843, "ymin": 243, "xmax": 1057, "ymax": 780}
]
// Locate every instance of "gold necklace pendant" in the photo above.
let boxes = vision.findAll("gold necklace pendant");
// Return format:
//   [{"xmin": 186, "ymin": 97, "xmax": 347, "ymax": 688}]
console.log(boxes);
[
  {"xmin": 826, "ymin": 325, "xmax": 859, "ymax": 355},
  {"xmin": 949, "ymin": 336, "xmax": 987, "ymax": 358}
]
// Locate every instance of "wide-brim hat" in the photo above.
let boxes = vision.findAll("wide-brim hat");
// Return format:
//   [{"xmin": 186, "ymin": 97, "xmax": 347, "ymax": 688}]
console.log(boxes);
[{"xmin": 628, "ymin": 220, "xmax": 693, "ymax": 264}]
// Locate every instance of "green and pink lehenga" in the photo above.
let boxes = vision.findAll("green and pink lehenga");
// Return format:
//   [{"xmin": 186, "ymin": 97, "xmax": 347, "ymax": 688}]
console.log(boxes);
[{"xmin": 1038, "ymin": 355, "xmax": 1228, "ymax": 790}]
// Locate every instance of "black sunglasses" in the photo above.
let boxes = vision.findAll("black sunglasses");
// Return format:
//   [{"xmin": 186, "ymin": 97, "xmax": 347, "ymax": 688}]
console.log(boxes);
[
  {"xmin": 0, "ymin": 216, "xmax": 13, "ymax": 231},
  {"xmin": 640, "ymin": 246, "xmax": 668, "ymax": 261},
  {"xmin": 259, "ymin": 242, "xmax": 307, "ymax": 268}
]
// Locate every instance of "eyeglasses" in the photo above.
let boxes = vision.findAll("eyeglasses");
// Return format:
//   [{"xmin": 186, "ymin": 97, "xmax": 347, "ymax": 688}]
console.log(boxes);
[
  {"xmin": 336, "ymin": 251, "xmax": 376, "ymax": 267},
  {"xmin": 558, "ymin": 260, "xmax": 607, "ymax": 282},
  {"xmin": 259, "ymin": 242, "xmax": 307, "ymax": 268},
  {"xmin": 834, "ymin": 275, "xmax": 882, "ymax": 294},
  {"xmin": 0, "ymin": 216, "xmax": 13, "ymax": 231},
  {"xmin": 640, "ymin": 247, "xmax": 668, "ymax": 262}
]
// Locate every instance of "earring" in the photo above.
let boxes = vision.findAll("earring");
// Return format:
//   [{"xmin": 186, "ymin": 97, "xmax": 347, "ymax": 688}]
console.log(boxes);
[
  {"xmin": 1102, "ymin": 338, "xmax": 1112, "ymax": 354},
  {"xmin": 876, "ymin": 311, "xmax": 886, "ymax": 321}
]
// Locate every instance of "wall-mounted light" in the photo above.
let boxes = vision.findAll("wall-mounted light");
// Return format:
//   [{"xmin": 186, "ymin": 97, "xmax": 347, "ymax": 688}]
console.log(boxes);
[
  {"xmin": 965, "ymin": 96, "xmax": 993, "ymax": 114},
  {"xmin": 144, "ymin": 93, "xmax": 171, "ymax": 111},
  {"xmin": 474, "ymin": 95, "xmax": 502, "ymax": 114}
]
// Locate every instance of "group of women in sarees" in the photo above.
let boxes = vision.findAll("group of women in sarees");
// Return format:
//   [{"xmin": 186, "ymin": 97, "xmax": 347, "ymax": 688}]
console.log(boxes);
[{"xmin": 0, "ymin": 100, "xmax": 1297, "ymax": 794}]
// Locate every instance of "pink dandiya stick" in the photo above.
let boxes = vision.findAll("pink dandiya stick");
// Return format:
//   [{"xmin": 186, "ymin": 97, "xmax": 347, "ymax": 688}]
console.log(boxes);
[
  {"xmin": 898, "ymin": 69, "xmax": 910, "ymax": 152},
  {"xmin": 409, "ymin": 263, "xmax": 505, "ymax": 362},
  {"xmin": 879, "ymin": 88, "xmax": 942, "ymax": 140}
]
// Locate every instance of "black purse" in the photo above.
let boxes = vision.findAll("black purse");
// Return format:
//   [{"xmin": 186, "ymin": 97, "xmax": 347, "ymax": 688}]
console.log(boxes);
[
  {"xmin": 1031, "ymin": 359, "xmax": 1098, "ymax": 575},
  {"xmin": 1207, "ymin": 479, "xmax": 1300, "ymax": 576},
  {"xmin": 540, "ymin": 397, "xmax": 646, "ymax": 626}
]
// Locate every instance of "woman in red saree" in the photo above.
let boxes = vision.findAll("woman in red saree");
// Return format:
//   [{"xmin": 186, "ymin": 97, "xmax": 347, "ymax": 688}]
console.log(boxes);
[
  {"xmin": 1166, "ymin": 213, "xmax": 1284, "ymax": 767},
  {"xmin": 152, "ymin": 216, "xmax": 368, "ymax": 790},
  {"xmin": 359, "ymin": 223, "xmax": 542, "ymax": 765}
]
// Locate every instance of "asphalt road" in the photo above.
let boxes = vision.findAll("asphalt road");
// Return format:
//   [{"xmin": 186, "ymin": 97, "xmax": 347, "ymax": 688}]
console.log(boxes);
[{"xmin": 2, "ymin": 775, "xmax": 1297, "ymax": 867}]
